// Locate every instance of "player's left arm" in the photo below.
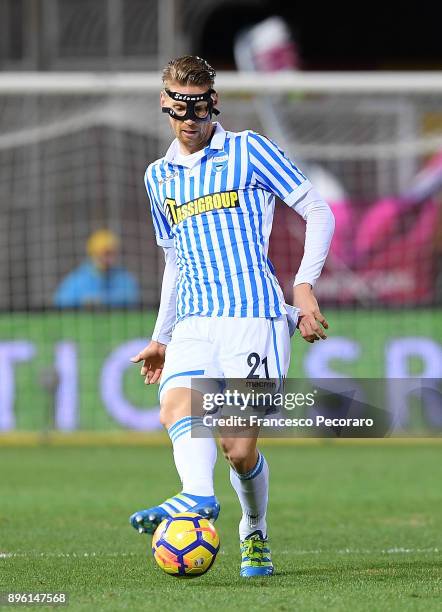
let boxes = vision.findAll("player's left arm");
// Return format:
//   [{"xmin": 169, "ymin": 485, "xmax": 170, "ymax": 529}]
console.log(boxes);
[
  {"xmin": 247, "ymin": 132, "xmax": 335, "ymax": 343},
  {"xmin": 290, "ymin": 188, "xmax": 335, "ymax": 342}
]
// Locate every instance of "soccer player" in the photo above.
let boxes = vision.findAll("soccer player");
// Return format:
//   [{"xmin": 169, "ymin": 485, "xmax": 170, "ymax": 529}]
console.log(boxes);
[{"xmin": 130, "ymin": 56, "xmax": 335, "ymax": 577}]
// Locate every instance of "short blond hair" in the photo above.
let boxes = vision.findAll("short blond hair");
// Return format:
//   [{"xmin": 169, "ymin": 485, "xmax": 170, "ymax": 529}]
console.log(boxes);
[{"xmin": 162, "ymin": 56, "xmax": 216, "ymax": 88}]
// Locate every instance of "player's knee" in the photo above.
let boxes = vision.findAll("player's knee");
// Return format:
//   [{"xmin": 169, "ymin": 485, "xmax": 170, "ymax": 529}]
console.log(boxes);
[
  {"xmin": 158, "ymin": 404, "xmax": 170, "ymax": 428},
  {"xmin": 159, "ymin": 388, "xmax": 192, "ymax": 429},
  {"xmin": 159, "ymin": 400, "xmax": 180, "ymax": 429}
]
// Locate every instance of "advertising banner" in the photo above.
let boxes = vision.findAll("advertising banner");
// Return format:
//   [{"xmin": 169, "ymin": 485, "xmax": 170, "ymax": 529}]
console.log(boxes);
[{"xmin": 0, "ymin": 310, "xmax": 440, "ymax": 432}]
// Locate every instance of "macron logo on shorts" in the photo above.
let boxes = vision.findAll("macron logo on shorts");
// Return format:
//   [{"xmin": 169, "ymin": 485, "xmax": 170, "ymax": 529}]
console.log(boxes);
[{"xmin": 164, "ymin": 190, "xmax": 240, "ymax": 226}]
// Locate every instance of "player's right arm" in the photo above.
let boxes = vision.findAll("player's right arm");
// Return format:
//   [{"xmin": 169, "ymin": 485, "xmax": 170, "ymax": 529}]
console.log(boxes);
[
  {"xmin": 131, "ymin": 246, "xmax": 177, "ymax": 383},
  {"xmin": 131, "ymin": 165, "xmax": 177, "ymax": 384}
]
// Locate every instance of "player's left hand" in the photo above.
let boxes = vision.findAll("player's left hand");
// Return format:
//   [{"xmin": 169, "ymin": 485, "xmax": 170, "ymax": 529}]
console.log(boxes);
[{"xmin": 293, "ymin": 283, "xmax": 329, "ymax": 343}]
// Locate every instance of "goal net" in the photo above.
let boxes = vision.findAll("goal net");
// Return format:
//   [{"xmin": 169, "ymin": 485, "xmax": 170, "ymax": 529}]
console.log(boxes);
[{"xmin": 1, "ymin": 73, "xmax": 441, "ymax": 310}]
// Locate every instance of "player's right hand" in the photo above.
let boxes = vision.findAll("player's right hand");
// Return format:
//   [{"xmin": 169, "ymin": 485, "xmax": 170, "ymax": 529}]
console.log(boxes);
[{"xmin": 130, "ymin": 341, "xmax": 167, "ymax": 385}]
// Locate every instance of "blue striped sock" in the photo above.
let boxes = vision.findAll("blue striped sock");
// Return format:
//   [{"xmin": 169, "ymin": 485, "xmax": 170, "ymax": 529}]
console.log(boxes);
[{"xmin": 167, "ymin": 416, "xmax": 217, "ymax": 497}]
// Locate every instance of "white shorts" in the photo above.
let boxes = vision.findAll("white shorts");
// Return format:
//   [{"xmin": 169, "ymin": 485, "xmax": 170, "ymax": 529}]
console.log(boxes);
[{"xmin": 158, "ymin": 314, "xmax": 294, "ymax": 401}]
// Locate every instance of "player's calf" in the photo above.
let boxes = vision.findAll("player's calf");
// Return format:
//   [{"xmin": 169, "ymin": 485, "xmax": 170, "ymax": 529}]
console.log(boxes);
[{"xmin": 220, "ymin": 434, "xmax": 259, "ymax": 473}]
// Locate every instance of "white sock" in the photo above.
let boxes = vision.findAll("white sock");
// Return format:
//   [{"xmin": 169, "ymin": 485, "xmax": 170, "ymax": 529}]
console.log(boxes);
[
  {"xmin": 167, "ymin": 416, "xmax": 217, "ymax": 497},
  {"xmin": 230, "ymin": 452, "xmax": 269, "ymax": 540}
]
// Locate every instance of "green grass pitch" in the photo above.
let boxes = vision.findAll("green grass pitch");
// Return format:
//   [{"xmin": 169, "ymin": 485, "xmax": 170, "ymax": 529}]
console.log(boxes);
[{"xmin": 0, "ymin": 443, "xmax": 441, "ymax": 611}]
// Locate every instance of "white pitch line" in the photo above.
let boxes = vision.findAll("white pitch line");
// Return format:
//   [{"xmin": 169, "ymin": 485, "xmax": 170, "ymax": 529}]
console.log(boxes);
[
  {"xmin": 0, "ymin": 552, "xmax": 140, "ymax": 559},
  {"xmin": 0, "ymin": 548, "xmax": 439, "ymax": 559}
]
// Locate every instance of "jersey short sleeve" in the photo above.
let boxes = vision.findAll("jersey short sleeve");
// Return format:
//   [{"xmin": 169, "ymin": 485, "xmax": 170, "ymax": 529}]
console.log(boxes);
[
  {"xmin": 144, "ymin": 166, "xmax": 174, "ymax": 247},
  {"xmin": 247, "ymin": 131, "xmax": 312, "ymax": 207}
]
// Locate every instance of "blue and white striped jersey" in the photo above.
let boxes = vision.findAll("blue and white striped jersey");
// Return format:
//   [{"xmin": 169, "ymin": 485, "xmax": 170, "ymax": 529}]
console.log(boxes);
[{"xmin": 145, "ymin": 123, "xmax": 312, "ymax": 321}]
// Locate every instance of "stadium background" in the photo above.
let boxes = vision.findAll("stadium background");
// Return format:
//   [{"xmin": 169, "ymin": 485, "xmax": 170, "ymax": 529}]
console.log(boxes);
[
  {"xmin": 0, "ymin": 3, "xmax": 441, "ymax": 611},
  {"xmin": 0, "ymin": 0, "xmax": 440, "ymax": 433}
]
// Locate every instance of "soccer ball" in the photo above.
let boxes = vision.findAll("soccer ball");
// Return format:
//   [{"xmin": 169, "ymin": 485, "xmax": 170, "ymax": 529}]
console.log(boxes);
[{"xmin": 151, "ymin": 512, "xmax": 220, "ymax": 577}]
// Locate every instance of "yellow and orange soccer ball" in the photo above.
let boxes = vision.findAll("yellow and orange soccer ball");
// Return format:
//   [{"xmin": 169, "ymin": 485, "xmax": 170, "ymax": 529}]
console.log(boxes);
[{"xmin": 151, "ymin": 512, "xmax": 220, "ymax": 577}]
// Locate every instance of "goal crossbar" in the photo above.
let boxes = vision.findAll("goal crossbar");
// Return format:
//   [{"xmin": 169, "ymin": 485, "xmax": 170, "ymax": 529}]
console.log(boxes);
[{"xmin": 1, "ymin": 72, "xmax": 442, "ymax": 95}]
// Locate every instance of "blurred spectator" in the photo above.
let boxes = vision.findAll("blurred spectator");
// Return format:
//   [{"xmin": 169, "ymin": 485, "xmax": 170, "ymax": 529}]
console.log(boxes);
[{"xmin": 54, "ymin": 229, "xmax": 140, "ymax": 308}]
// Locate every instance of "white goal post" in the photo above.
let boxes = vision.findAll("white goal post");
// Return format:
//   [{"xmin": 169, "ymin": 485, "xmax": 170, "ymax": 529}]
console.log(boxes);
[{"xmin": 1, "ymin": 71, "xmax": 442, "ymax": 93}]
